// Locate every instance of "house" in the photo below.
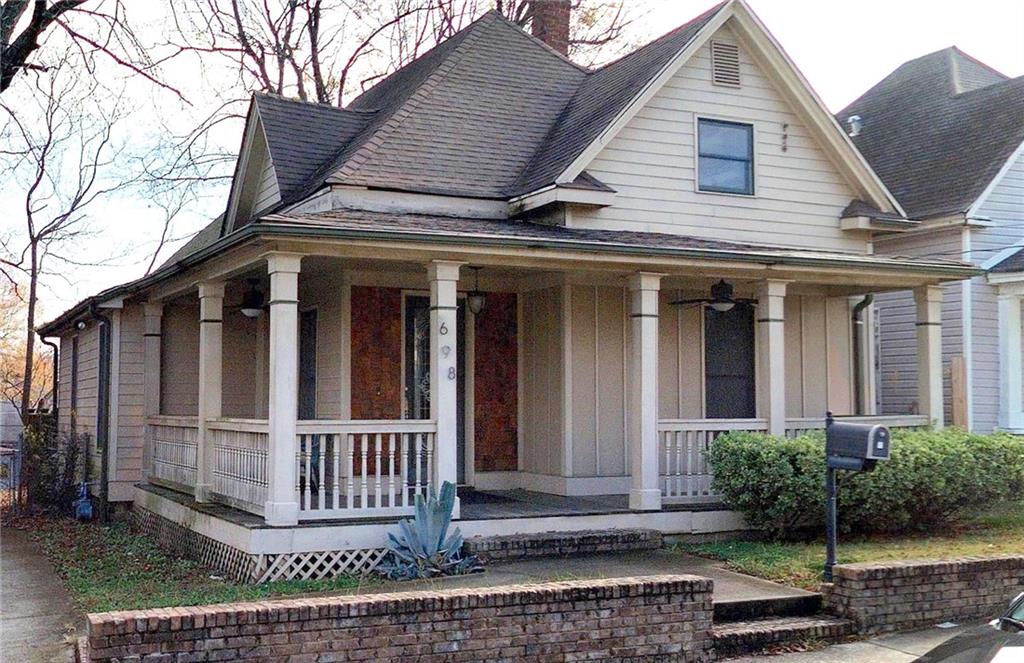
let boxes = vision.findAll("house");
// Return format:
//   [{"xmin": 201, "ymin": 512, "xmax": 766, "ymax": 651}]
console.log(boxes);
[
  {"xmin": 38, "ymin": 0, "xmax": 977, "ymax": 582},
  {"xmin": 838, "ymin": 49, "xmax": 1024, "ymax": 432}
]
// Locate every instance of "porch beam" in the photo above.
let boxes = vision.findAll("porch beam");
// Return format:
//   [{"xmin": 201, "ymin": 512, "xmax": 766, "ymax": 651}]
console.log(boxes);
[
  {"xmin": 627, "ymin": 272, "xmax": 663, "ymax": 511},
  {"xmin": 143, "ymin": 302, "xmax": 163, "ymax": 480},
  {"xmin": 756, "ymin": 280, "xmax": 787, "ymax": 436},
  {"xmin": 915, "ymin": 285, "xmax": 944, "ymax": 429},
  {"xmin": 195, "ymin": 282, "xmax": 225, "ymax": 502},
  {"xmin": 428, "ymin": 260, "xmax": 464, "ymax": 518},
  {"xmin": 997, "ymin": 287, "xmax": 1024, "ymax": 431},
  {"xmin": 265, "ymin": 252, "xmax": 303, "ymax": 526}
]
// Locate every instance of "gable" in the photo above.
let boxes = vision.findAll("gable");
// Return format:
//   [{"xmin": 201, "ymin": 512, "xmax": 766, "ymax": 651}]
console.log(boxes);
[
  {"xmin": 225, "ymin": 109, "xmax": 280, "ymax": 231},
  {"xmin": 573, "ymin": 22, "xmax": 868, "ymax": 252}
]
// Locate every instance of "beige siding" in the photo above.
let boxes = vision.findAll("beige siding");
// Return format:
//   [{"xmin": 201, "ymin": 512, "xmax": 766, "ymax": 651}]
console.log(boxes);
[
  {"xmin": 520, "ymin": 286, "xmax": 564, "ymax": 475},
  {"xmin": 658, "ymin": 291, "xmax": 704, "ymax": 419},
  {"xmin": 222, "ymin": 284, "xmax": 260, "ymax": 419},
  {"xmin": 253, "ymin": 153, "xmax": 280, "ymax": 214},
  {"xmin": 57, "ymin": 331, "xmax": 73, "ymax": 433},
  {"xmin": 569, "ymin": 285, "xmax": 627, "ymax": 477},
  {"xmin": 576, "ymin": 24, "xmax": 866, "ymax": 252},
  {"xmin": 113, "ymin": 304, "xmax": 145, "ymax": 495},
  {"xmin": 299, "ymin": 272, "xmax": 344, "ymax": 419},
  {"xmin": 160, "ymin": 299, "xmax": 199, "ymax": 416}
]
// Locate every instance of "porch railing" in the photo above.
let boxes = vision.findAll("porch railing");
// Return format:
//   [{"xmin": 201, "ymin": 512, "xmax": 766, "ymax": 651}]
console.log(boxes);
[
  {"xmin": 295, "ymin": 420, "xmax": 437, "ymax": 520},
  {"xmin": 208, "ymin": 418, "xmax": 269, "ymax": 515},
  {"xmin": 657, "ymin": 418, "xmax": 768, "ymax": 503},
  {"xmin": 784, "ymin": 414, "xmax": 930, "ymax": 438},
  {"xmin": 148, "ymin": 415, "xmax": 199, "ymax": 491}
]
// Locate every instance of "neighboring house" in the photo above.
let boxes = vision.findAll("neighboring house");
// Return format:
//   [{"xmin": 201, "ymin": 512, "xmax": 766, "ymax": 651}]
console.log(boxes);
[
  {"xmin": 839, "ymin": 49, "xmax": 1024, "ymax": 433},
  {"xmin": 39, "ymin": 0, "xmax": 976, "ymax": 581}
]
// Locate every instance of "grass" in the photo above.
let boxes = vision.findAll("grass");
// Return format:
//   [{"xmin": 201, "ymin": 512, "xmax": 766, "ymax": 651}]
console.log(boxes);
[
  {"xmin": 680, "ymin": 501, "xmax": 1024, "ymax": 591},
  {"xmin": 13, "ymin": 515, "xmax": 379, "ymax": 613}
]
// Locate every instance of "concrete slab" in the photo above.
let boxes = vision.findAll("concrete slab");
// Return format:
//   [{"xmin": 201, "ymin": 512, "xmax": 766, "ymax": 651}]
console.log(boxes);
[
  {"xmin": 727, "ymin": 624, "xmax": 974, "ymax": 662},
  {"xmin": 363, "ymin": 549, "xmax": 815, "ymax": 603},
  {"xmin": 1, "ymin": 527, "xmax": 80, "ymax": 663}
]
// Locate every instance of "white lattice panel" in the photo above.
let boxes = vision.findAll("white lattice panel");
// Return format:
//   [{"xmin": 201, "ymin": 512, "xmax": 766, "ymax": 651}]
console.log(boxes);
[{"xmin": 254, "ymin": 548, "xmax": 387, "ymax": 583}]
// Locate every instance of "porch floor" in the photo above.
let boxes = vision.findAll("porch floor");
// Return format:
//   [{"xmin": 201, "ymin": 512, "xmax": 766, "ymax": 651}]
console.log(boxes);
[{"xmin": 137, "ymin": 483, "xmax": 724, "ymax": 528}]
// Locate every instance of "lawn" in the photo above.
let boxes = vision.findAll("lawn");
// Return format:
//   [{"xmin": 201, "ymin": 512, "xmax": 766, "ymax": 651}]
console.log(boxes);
[
  {"xmin": 12, "ymin": 515, "xmax": 379, "ymax": 613},
  {"xmin": 680, "ymin": 501, "xmax": 1024, "ymax": 591}
]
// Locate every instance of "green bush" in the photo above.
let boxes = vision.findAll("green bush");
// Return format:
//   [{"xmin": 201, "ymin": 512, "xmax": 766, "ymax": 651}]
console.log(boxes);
[{"xmin": 706, "ymin": 428, "xmax": 1024, "ymax": 539}]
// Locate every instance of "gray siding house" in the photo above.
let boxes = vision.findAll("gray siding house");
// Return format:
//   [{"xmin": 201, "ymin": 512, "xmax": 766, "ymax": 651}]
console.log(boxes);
[{"xmin": 839, "ymin": 49, "xmax": 1024, "ymax": 432}]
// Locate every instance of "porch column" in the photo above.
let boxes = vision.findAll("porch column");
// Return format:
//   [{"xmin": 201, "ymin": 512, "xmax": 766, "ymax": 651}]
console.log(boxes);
[
  {"xmin": 627, "ymin": 272, "xmax": 662, "ymax": 511},
  {"xmin": 915, "ymin": 285, "xmax": 944, "ymax": 429},
  {"xmin": 143, "ymin": 302, "xmax": 163, "ymax": 479},
  {"xmin": 428, "ymin": 260, "xmax": 463, "ymax": 518},
  {"xmin": 756, "ymin": 280, "xmax": 787, "ymax": 436},
  {"xmin": 997, "ymin": 287, "xmax": 1024, "ymax": 431},
  {"xmin": 265, "ymin": 252, "xmax": 303, "ymax": 526},
  {"xmin": 195, "ymin": 282, "xmax": 224, "ymax": 502}
]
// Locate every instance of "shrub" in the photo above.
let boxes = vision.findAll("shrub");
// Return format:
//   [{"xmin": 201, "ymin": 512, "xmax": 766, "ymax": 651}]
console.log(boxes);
[
  {"xmin": 21, "ymin": 427, "xmax": 85, "ymax": 514},
  {"xmin": 706, "ymin": 428, "xmax": 1024, "ymax": 539}
]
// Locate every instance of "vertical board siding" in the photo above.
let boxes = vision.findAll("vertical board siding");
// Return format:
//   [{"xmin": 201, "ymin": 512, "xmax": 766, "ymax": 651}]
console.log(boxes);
[
  {"xmin": 159, "ymin": 299, "xmax": 200, "ymax": 417},
  {"xmin": 657, "ymin": 292, "xmax": 703, "ymax": 419},
  {"xmin": 875, "ymin": 228, "xmax": 964, "ymax": 422},
  {"xmin": 520, "ymin": 287, "xmax": 564, "ymax": 475},
  {"xmin": 576, "ymin": 25, "xmax": 867, "ymax": 253},
  {"xmin": 473, "ymin": 292, "xmax": 518, "ymax": 472}
]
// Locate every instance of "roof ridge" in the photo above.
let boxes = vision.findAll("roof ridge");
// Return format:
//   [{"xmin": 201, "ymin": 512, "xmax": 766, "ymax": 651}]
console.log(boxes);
[
  {"xmin": 329, "ymin": 13, "xmax": 498, "ymax": 184},
  {"xmin": 255, "ymin": 91, "xmax": 377, "ymax": 114},
  {"xmin": 496, "ymin": 8, "xmax": 591, "ymax": 73}
]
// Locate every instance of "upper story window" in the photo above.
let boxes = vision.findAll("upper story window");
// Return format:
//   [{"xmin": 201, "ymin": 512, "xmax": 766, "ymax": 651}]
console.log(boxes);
[{"xmin": 697, "ymin": 118, "xmax": 754, "ymax": 196}]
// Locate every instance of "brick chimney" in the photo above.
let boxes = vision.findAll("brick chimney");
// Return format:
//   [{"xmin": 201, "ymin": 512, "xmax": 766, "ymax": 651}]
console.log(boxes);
[{"xmin": 531, "ymin": 0, "xmax": 571, "ymax": 56}]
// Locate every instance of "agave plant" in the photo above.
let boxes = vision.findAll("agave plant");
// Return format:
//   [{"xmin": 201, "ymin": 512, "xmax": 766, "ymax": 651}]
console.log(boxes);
[{"xmin": 376, "ymin": 481, "xmax": 483, "ymax": 580}]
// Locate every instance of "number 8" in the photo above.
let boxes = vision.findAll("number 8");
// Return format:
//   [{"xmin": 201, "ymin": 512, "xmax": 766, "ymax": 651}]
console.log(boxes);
[{"xmin": 448, "ymin": 367, "xmax": 456, "ymax": 380}]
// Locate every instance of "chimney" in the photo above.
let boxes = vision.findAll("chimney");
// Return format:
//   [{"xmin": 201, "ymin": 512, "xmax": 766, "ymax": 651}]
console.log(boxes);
[{"xmin": 531, "ymin": 0, "xmax": 571, "ymax": 56}]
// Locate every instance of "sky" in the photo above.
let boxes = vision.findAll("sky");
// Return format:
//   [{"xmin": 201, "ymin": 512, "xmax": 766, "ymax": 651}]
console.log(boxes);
[{"xmin": 11, "ymin": 0, "xmax": 1024, "ymax": 322}]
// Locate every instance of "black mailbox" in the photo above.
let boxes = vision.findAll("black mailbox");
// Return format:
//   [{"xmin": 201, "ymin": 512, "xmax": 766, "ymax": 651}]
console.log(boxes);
[{"xmin": 826, "ymin": 421, "xmax": 890, "ymax": 463}]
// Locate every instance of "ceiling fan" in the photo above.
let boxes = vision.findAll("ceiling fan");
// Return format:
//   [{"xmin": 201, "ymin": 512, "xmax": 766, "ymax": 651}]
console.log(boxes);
[{"xmin": 669, "ymin": 280, "xmax": 756, "ymax": 312}]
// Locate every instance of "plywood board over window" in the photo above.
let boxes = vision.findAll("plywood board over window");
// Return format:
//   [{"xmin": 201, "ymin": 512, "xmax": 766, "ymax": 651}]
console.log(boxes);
[
  {"xmin": 350, "ymin": 286, "xmax": 403, "ymax": 419},
  {"xmin": 473, "ymin": 292, "xmax": 518, "ymax": 472}
]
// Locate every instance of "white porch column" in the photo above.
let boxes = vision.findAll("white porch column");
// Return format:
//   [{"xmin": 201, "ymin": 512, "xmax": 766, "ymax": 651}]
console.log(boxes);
[
  {"xmin": 756, "ymin": 280, "xmax": 787, "ymax": 436},
  {"xmin": 143, "ymin": 303, "xmax": 163, "ymax": 479},
  {"xmin": 627, "ymin": 272, "xmax": 662, "ymax": 511},
  {"xmin": 997, "ymin": 288, "xmax": 1024, "ymax": 431},
  {"xmin": 265, "ymin": 253, "xmax": 303, "ymax": 526},
  {"xmin": 428, "ymin": 260, "xmax": 463, "ymax": 518},
  {"xmin": 915, "ymin": 285, "xmax": 944, "ymax": 429},
  {"xmin": 195, "ymin": 282, "xmax": 224, "ymax": 502}
]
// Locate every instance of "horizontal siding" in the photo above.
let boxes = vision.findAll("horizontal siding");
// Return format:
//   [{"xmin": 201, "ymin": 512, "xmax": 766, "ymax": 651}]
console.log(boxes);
[
  {"xmin": 114, "ymin": 304, "xmax": 145, "ymax": 492},
  {"xmin": 875, "ymin": 228, "xmax": 964, "ymax": 422},
  {"xmin": 577, "ymin": 24, "xmax": 867, "ymax": 253},
  {"xmin": 972, "ymin": 149, "xmax": 1024, "ymax": 261}
]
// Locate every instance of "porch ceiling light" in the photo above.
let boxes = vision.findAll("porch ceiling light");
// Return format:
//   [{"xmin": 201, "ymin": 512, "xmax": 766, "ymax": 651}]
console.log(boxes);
[
  {"xmin": 467, "ymin": 266, "xmax": 486, "ymax": 315},
  {"xmin": 670, "ymin": 279, "xmax": 755, "ymax": 312},
  {"xmin": 240, "ymin": 278, "xmax": 265, "ymax": 318}
]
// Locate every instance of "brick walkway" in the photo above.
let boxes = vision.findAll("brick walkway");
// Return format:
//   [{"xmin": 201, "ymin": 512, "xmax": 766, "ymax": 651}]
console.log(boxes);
[{"xmin": 1, "ymin": 527, "xmax": 80, "ymax": 663}]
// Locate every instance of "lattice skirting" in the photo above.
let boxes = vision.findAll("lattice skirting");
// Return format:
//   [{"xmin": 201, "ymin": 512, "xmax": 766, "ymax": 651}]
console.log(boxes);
[{"xmin": 130, "ymin": 507, "xmax": 387, "ymax": 583}]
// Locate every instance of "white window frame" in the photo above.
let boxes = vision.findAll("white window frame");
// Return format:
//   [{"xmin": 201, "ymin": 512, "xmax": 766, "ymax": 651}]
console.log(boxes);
[{"xmin": 694, "ymin": 114, "xmax": 758, "ymax": 198}]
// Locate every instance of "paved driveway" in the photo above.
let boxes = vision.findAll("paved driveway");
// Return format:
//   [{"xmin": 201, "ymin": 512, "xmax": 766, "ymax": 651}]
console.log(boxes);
[
  {"xmin": 729, "ymin": 624, "xmax": 975, "ymax": 662},
  {"xmin": 1, "ymin": 527, "xmax": 79, "ymax": 663}
]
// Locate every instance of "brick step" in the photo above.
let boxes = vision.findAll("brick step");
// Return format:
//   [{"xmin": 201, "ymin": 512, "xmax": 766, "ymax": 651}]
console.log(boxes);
[
  {"xmin": 713, "ymin": 614, "xmax": 855, "ymax": 658},
  {"xmin": 714, "ymin": 594, "xmax": 823, "ymax": 623},
  {"xmin": 462, "ymin": 528, "xmax": 662, "ymax": 561}
]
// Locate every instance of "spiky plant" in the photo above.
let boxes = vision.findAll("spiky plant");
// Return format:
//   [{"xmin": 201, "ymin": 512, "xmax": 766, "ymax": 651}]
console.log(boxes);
[{"xmin": 376, "ymin": 481, "xmax": 483, "ymax": 580}]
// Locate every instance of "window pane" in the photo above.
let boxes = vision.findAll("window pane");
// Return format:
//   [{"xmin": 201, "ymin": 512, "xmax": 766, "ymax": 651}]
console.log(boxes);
[
  {"xmin": 699, "ymin": 156, "xmax": 751, "ymax": 194},
  {"xmin": 699, "ymin": 120, "xmax": 751, "ymax": 159}
]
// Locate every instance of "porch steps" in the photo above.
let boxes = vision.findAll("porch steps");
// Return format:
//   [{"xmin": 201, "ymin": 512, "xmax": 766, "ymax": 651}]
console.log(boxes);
[
  {"xmin": 712, "ymin": 594, "xmax": 854, "ymax": 658},
  {"xmin": 462, "ymin": 528, "xmax": 662, "ymax": 562}
]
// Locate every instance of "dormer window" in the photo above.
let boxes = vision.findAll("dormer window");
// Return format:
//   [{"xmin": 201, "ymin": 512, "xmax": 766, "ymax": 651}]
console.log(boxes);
[{"xmin": 697, "ymin": 118, "xmax": 754, "ymax": 196}]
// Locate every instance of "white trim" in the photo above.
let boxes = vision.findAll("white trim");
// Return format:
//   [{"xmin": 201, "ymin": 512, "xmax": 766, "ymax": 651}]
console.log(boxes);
[
  {"xmin": 987, "ymin": 271, "xmax": 1024, "ymax": 286},
  {"xmin": 966, "ymin": 138, "xmax": 1024, "ymax": 218},
  {"xmin": 509, "ymin": 185, "xmax": 616, "ymax": 212},
  {"xmin": 328, "ymin": 186, "xmax": 509, "ymax": 219},
  {"xmin": 983, "ymin": 239, "xmax": 1024, "ymax": 271},
  {"xmin": 553, "ymin": 0, "xmax": 903, "ymax": 216},
  {"xmin": 693, "ymin": 114, "xmax": 757, "ymax": 198},
  {"xmin": 516, "ymin": 293, "xmax": 525, "ymax": 472}
]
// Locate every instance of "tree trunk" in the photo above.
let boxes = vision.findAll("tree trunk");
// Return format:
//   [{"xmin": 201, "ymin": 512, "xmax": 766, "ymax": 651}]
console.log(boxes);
[{"xmin": 20, "ymin": 243, "xmax": 37, "ymax": 422}]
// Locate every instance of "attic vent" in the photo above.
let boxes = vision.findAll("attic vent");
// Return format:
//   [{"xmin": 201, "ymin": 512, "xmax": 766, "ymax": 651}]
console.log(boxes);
[{"xmin": 711, "ymin": 41, "xmax": 741, "ymax": 88}]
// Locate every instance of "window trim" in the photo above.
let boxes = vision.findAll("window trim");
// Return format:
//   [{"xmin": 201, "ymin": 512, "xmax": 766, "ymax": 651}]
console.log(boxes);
[{"xmin": 694, "ymin": 115, "xmax": 757, "ymax": 197}]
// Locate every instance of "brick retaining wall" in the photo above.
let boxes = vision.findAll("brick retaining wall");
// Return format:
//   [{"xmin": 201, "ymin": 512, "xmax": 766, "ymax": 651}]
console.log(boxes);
[
  {"xmin": 464, "ymin": 528, "xmax": 663, "ymax": 561},
  {"xmin": 82, "ymin": 575, "xmax": 714, "ymax": 662},
  {"xmin": 825, "ymin": 555, "xmax": 1024, "ymax": 634}
]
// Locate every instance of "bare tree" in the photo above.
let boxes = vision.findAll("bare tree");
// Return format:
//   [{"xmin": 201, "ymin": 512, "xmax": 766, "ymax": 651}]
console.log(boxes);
[{"xmin": 0, "ymin": 54, "xmax": 129, "ymax": 420}]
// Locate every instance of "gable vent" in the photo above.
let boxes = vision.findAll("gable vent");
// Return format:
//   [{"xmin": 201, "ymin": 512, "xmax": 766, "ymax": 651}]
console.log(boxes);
[{"xmin": 711, "ymin": 41, "xmax": 741, "ymax": 88}]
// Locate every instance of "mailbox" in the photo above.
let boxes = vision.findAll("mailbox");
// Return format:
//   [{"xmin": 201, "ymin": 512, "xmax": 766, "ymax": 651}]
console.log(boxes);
[{"xmin": 826, "ymin": 421, "xmax": 890, "ymax": 466}]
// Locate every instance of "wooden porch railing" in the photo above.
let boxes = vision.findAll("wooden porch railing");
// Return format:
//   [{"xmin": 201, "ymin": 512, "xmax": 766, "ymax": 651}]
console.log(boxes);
[
  {"xmin": 784, "ymin": 414, "xmax": 930, "ymax": 438},
  {"xmin": 657, "ymin": 418, "xmax": 768, "ymax": 503},
  {"xmin": 147, "ymin": 415, "xmax": 199, "ymax": 492},
  {"xmin": 208, "ymin": 418, "xmax": 269, "ymax": 515},
  {"xmin": 295, "ymin": 420, "xmax": 437, "ymax": 520}
]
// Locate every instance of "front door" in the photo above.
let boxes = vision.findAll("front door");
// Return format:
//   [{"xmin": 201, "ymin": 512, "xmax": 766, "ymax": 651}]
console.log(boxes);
[
  {"xmin": 404, "ymin": 295, "xmax": 467, "ymax": 484},
  {"xmin": 704, "ymin": 305, "xmax": 756, "ymax": 419}
]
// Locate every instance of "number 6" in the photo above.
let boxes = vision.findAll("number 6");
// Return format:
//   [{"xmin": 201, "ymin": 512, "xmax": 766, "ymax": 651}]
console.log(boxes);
[{"xmin": 439, "ymin": 322, "xmax": 448, "ymax": 335}]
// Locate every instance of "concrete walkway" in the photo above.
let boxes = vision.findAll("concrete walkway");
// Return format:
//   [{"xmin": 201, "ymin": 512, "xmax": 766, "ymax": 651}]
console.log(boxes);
[
  {"xmin": 729, "ymin": 624, "xmax": 974, "ymax": 662},
  {"xmin": 367, "ymin": 549, "xmax": 815, "ymax": 603},
  {"xmin": 1, "ymin": 527, "xmax": 80, "ymax": 663}
]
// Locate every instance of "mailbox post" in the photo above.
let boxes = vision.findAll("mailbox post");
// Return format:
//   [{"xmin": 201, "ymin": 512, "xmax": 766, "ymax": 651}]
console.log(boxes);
[{"xmin": 823, "ymin": 412, "xmax": 891, "ymax": 581}]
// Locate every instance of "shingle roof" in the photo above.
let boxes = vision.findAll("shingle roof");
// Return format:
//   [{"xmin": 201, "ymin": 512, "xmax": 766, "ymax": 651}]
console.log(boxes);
[
  {"xmin": 839, "ymin": 48, "xmax": 1024, "ymax": 220},
  {"xmin": 990, "ymin": 247, "xmax": 1024, "ymax": 273}
]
